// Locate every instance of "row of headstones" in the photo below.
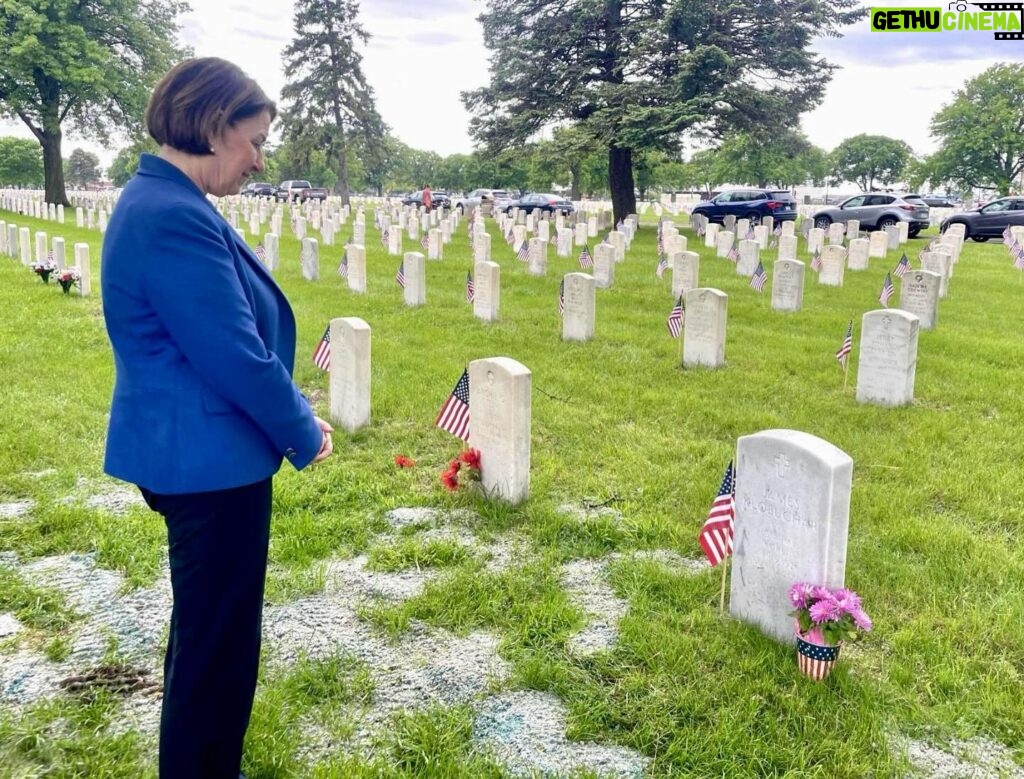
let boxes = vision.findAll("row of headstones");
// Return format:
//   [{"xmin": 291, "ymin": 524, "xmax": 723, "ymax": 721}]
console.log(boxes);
[
  {"xmin": 0, "ymin": 197, "xmax": 113, "ymax": 234},
  {"xmin": 0, "ymin": 221, "xmax": 92, "ymax": 296}
]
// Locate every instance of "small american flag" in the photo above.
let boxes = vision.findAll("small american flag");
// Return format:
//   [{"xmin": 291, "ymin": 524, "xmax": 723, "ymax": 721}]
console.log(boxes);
[
  {"xmin": 836, "ymin": 319, "xmax": 853, "ymax": 368},
  {"xmin": 749, "ymin": 261, "xmax": 768, "ymax": 293},
  {"xmin": 666, "ymin": 295, "xmax": 684, "ymax": 338},
  {"xmin": 616, "ymin": 219, "xmax": 624, "ymax": 231},
  {"xmin": 517, "ymin": 241, "xmax": 530, "ymax": 262},
  {"xmin": 254, "ymin": 244, "xmax": 266, "ymax": 262},
  {"xmin": 745, "ymin": 226, "xmax": 755, "ymax": 240},
  {"xmin": 505, "ymin": 226, "xmax": 515, "ymax": 245},
  {"xmin": 726, "ymin": 244, "xmax": 738, "ymax": 263},
  {"xmin": 435, "ymin": 368, "xmax": 470, "ymax": 441},
  {"xmin": 893, "ymin": 253, "xmax": 910, "ymax": 278},
  {"xmin": 773, "ymin": 223, "xmax": 782, "ymax": 236},
  {"xmin": 337, "ymin": 249, "xmax": 348, "ymax": 278},
  {"xmin": 466, "ymin": 270, "xmax": 475, "ymax": 302},
  {"xmin": 549, "ymin": 232, "xmax": 558, "ymax": 246},
  {"xmin": 380, "ymin": 228, "xmax": 389, "ymax": 249},
  {"xmin": 698, "ymin": 461, "xmax": 735, "ymax": 567},
  {"xmin": 312, "ymin": 325, "xmax": 331, "ymax": 372},
  {"xmin": 879, "ymin": 272, "xmax": 894, "ymax": 307},
  {"xmin": 1014, "ymin": 243, "xmax": 1024, "ymax": 271},
  {"xmin": 578, "ymin": 245, "xmax": 593, "ymax": 269},
  {"xmin": 1009, "ymin": 239, "xmax": 1023, "ymax": 261},
  {"xmin": 696, "ymin": 222, "xmax": 706, "ymax": 238},
  {"xmin": 558, "ymin": 278, "xmax": 565, "ymax": 316},
  {"xmin": 811, "ymin": 249, "xmax": 822, "ymax": 272},
  {"xmin": 655, "ymin": 254, "xmax": 668, "ymax": 278},
  {"xmin": 420, "ymin": 232, "xmax": 429, "ymax": 250},
  {"xmin": 395, "ymin": 260, "xmax": 405, "ymax": 288}
]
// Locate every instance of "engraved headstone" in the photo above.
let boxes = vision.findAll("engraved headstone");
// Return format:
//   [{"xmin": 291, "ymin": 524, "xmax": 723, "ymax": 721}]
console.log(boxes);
[
  {"xmin": 847, "ymin": 238, "xmax": 870, "ymax": 271},
  {"xmin": 855, "ymin": 309, "xmax": 919, "ymax": 407},
  {"xmin": 328, "ymin": 317, "xmax": 371, "ymax": 432},
  {"xmin": 468, "ymin": 356, "xmax": 531, "ymax": 505},
  {"xmin": 898, "ymin": 270, "xmax": 940, "ymax": 330},
  {"xmin": 818, "ymin": 245, "xmax": 847, "ymax": 287},
  {"xmin": 682, "ymin": 288, "xmax": 727, "ymax": 368},
  {"xmin": 671, "ymin": 251, "xmax": 699, "ymax": 299},
  {"xmin": 403, "ymin": 251, "xmax": 426, "ymax": 306},
  {"xmin": 771, "ymin": 259, "xmax": 805, "ymax": 313},
  {"xmin": 730, "ymin": 429, "xmax": 854, "ymax": 641},
  {"xmin": 562, "ymin": 272, "xmax": 596, "ymax": 342},
  {"xmin": 593, "ymin": 243, "xmax": 615, "ymax": 289},
  {"xmin": 473, "ymin": 260, "xmax": 501, "ymax": 322}
]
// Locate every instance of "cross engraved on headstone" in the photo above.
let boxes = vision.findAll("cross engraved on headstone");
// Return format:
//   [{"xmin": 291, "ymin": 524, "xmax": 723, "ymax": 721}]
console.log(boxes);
[{"xmin": 775, "ymin": 454, "xmax": 791, "ymax": 479}]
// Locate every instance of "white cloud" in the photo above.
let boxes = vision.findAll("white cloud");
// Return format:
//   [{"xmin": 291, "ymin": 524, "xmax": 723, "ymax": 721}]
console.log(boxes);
[{"xmin": 2, "ymin": 0, "xmax": 1021, "ymax": 174}]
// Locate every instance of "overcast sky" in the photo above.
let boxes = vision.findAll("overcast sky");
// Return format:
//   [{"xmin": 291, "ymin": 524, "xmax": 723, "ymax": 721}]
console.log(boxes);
[{"xmin": 2, "ymin": 0, "xmax": 1021, "ymax": 170}]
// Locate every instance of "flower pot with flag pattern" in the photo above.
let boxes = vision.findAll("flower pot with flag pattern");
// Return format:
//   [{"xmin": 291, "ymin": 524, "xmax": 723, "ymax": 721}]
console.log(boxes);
[{"xmin": 796, "ymin": 634, "xmax": 841, "ymax": 681}]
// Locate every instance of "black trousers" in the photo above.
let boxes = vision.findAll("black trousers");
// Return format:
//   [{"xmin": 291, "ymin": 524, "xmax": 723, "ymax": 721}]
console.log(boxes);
[{"xmin": 141, "ymin": 477, "xmax": 272, "ymax": 779}]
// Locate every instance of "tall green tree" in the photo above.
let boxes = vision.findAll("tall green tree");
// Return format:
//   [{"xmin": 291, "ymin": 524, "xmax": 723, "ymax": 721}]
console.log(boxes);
[
  {"xmin": 107, "ymin": 138, "xmax": 160, "ymax": 187},
  {"xmin": 711, "ymin": 131, "xmax": 826, "ymax": 189},
  {"xmin": 280, "ymin": 0, "xmax": 386, "ymax": 205},
  {"xmin": 0, "ymin": 0, "xmax": 190, "ymax": 205},
  {"xmin": 829, "ymin": 134, "xmax": 913, "ymax": 191},
  {"xmin": 929, "ymin": 64, "xmax": 1024, "ymax": 196},
  {"xmin": 64, "ymin": 148, "xmax": 101, "ymax": 186},
  {"xmin": 0, "ymin": 136, "xmax": 43, "ymax": 185},
  {"xmin": 463, "ymin": 0, "xmax": 863, "ymax": 223}
]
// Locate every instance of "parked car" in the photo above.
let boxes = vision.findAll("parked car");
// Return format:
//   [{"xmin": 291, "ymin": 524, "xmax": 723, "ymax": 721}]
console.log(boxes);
[
  {"xmin": 811, "ymin": 192, "xmax": 929, "ymax": 238},
  {"xmin": 455, "ymin": 188, "xmax": 512, "ymax": 214},
  {"xmin": 921, "ymin": 193, "xmax": 962, "ymax": 208},
  {"xmin": 689, "ymin": 188, "xmax": 798, "ymax": 226},
  {"xmin": 940, "ymin": 196, "xmax": 1024, "ymax": 242},
  {"xmin": 275, "ymin": 180, "xmax": 327, "ymax": 203},
  {"xmin": 241, "ymin": 181, "xmax": 275, "ymax": 198},
  {"xmin": 402, "ymin": 189, "xmax": 452, "ymax": 211},
  {"xmin": 505, "ymin": 193, "xmax": 574, "ymax": 216}
]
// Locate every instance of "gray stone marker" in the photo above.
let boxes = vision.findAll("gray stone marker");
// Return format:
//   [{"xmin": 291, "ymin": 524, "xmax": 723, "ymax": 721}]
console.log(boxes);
[
  {"xmin": 771, "ymin": 259, "xmax": 805, "ymax": 313},
  {"xmin": 34, "ymin": 231, "xmax": 47, "ymax": 264},
  {"xmin": 52, "ymin": 237, "xmax": 66, "ymax": 270},
  {"xmin": 671, "ymin": 251, "xmax": 699, "ymax": 299},
  {"xmin": 263, "ymin": 233, "xmax": 280, "ymax": 271},
  {"xmin": 562, "ymin": 272, "xmax": 596, "ymax": 342},
  {"xmin": 704, "ymin": 222, "xmax": 720, "ymax": 249},
  {"xmin": 353, "ymin": 221, "xmax": 366, "ymax": 246},
  {"xmin": 818, "ymin": 245, "xmax": 847, "ymax": 287},
  {"xmin": 730, "ymin": 429, "xmax": 854, "ymax": 642},
  {"xmin": 473, "ymin": 260, "xmax": 501, "ymax": 322},
  {"xmin": 855, "ymin": 309, "xmax": 919, "ymax": 407},
  {"xmin": 556, "ymin": 227, "xmax": 573, "ymax": 257},
  {"xmin": 736, "ymin": 239, "xmax": 760, "ymax": 277},
  {"xmin": 885, "ymin": 224, "xmax": 900, "ymax": 250},
  {"xmin": 682, "ymin": 288, "xmax": 727, "ymax": 368},
  {"xmin": 715, "ymin": 230, "xmax": 735, "ymax": 260},
  {"xmin": 403, "ymin": 251, "xmax": 426, "ymax": 307},
  {"xmin": 428, "ymin": 229, "xmax": 443, "ymax": 260},
  {"xmin": 868, "ymin": 230, "xmax": 888, "ymax": 259},
  {"xmin": 898, "ymin": 269, "xmax": 940, "ymax": 330},
  {"xmin": 74, "ymin": 243, "xmax": 91, "ymax": 296},
  {"xmin": 920, "ymin": 250, "xmax": 951, "ymax": 299},
  {"xmin": 19, "ymin": 227, "xmax": 31, "ymax": 265},
  {"xmin": 777, "ymin": 234, "xmax": 797, "ymax": 261},
  {"xmin": 468, "ymin": 356, "xmax": 531, "ymax": 505},
  {"xmin": 328, "ymin": 317, "xmax": 371, "ymax": 433},
  {"xmin": 594, "ymin": 243, "xmax": 615, "ymax": 288},
  {"xmin": 723, "ymin": 214, "xmax": 737, "ymax": 232},
  {"xmin": 609, "ymin": 230, "xmax": 626, "ymax": 262},
  {"xmin": 528, "ymin": 237, "xmax": 547, "ymax": 277},
  {"xmin": 347, "ymin": 244, "xmax": 367, "ymax": 293},
  {"xmin": 845, "ymin": 219, "xmax": 860, "ymax": 240},
  {"xmin": 897, "ymin": 222, "xmax": 909, "ymax": 244},
  {"xmin": 6, "ymin": 225, "xmax": 18, "ymax": 259},
  {"xmin": 827, "ymin": 222, "xmax": 845, "ymax": 245},
  {"xmin": 806, "ymin": 227, "xmax": 824, "ymax": 254},
  {"xmin": 847, "ymin": 238, "xmax": 870, "ymax": 271},
  {"xmin": 574, "ymin": 222, "xmax": 588, "ymax": 247},
  {"xmin": 474, "ymin": 232, "xmax": 492, "ymax": 263},
  {"xmin": 300, "ymin": 237, "xmax": 320, "ymax": 281}
]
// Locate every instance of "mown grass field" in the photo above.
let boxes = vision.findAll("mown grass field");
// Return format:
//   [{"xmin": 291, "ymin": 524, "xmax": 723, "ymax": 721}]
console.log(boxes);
[{"xmin": 1, "ymin": 202, "xmax": 1022, "ymax": 777}]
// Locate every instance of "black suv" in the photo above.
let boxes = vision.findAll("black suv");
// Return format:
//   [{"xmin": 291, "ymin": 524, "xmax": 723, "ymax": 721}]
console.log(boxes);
[
  {"xmin": 241, "ymin": 181, "xmax": 275, "ymax": 198},
  {"xmin": 690, "ymin": 188, "xmax": 799, "ymax": 225}
]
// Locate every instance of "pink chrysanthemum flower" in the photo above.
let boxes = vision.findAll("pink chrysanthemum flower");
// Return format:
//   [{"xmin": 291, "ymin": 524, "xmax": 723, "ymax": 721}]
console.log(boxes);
[
  {"xmin": 788, "ymin": 582, "xmax": 814, "ymax": 609},
  {"xmin": 809, "ymin": 597, "xmax": 841, "ymax": 624},
  {"xmin": 852, "ymin": 609, "xmax": 873, "ymax": 632}
]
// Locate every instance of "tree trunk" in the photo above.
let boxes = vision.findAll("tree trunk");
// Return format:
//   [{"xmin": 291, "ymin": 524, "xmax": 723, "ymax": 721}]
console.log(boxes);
[
  {"xmin": 40, "ymin": 130, "xmax": 69, "ymax": 207},
  {"xmin": 608, "ymin": 145, "xmax": 636, "ymax": 224},
  {"xmin": 570, "ymin": 165, "xmax": 581, "ymax": 201}
]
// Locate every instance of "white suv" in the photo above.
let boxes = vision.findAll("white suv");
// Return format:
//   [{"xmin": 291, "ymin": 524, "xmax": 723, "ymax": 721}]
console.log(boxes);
[{"xmin": 456, "ymin": 188, "xmax": 512, "ymax": 215}]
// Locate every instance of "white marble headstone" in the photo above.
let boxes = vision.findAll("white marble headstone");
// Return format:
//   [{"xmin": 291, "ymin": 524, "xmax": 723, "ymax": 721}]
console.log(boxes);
[
  {"xmin": 562, "ymin": 272, "xmax": 596, "ymax": 342},
  {"xmin": 468, "ymin": 356, "xmax": 532, "ymax": 505},
  {"xmin": 898, "ymin": 270, "xmax": 940, "ymax": 330},
  {"xmin": 473, "ymin": 260, "xmax": 501, "ymax": 322},
  {"xmin": 730, "ymin": 429, "xmax": 853, "ymax": 642},
  {"xmin": 328, "ymin": 317, "xmax": 371, "ymax": 432},
  {"xmin": 771, "ymin": 259, "xmax": 804, "ymax": 313},
  {"xmin": 682, "ymin": 288, "xmax": 727, "ymax": 368},
  {"xmin": 856, "ymin": 309, "xmax": 919, "ymax": 407}
]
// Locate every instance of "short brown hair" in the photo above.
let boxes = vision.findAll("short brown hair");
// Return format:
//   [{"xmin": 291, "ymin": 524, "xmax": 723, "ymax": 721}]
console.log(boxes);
[{"xmin": 146, "ymin": 57, "xmax": 276, "ymax": 155}]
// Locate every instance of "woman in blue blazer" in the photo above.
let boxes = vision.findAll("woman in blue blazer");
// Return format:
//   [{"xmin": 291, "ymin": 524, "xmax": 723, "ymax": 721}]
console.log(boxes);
[{"xmin": 101, "ymin": 58, "xmax": 332, "ymax": 779}]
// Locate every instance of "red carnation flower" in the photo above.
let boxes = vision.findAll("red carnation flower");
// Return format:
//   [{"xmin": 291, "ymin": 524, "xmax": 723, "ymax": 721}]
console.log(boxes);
[
  {"xmin": 394, "ymin": 455, "xmax": 416, "ymax": 468},
  {"xmin": 458, "ymin": 448, "xmax": 481, "ymax": 471}
]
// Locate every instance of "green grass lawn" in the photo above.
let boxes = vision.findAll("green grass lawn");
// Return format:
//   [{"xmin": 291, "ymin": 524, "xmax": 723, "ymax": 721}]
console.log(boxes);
[{"xmin": 0, "ymin": 204, "xmax": 1022, "ymax": 777}]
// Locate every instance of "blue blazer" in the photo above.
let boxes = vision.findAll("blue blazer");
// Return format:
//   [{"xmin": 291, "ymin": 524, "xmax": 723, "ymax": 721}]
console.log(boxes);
[{"xmin": 101, "ymin": 154, "xmax": 323, "ymax": 494}]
